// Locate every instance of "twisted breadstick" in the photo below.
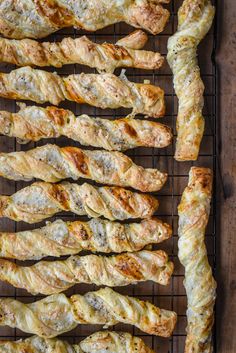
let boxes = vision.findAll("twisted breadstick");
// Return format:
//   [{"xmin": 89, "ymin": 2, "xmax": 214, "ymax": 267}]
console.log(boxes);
[
  {"xmin": 0, "ymin": 250, "xmax": 173, "ymax": 294},
  {"xmin": 0, "ymin": 331, "xmax": 156, "ymax": 353},
  {"xmin": 0, "ymin": 31, "xmax": 164, "ymax": 72},
  {"xmin": 0, "ymin": 144, "xmax": 167, "ymax": 192},
  {"xmin": 167, "ymin": 0, "xmax": 215, "ymax": 161},
  {"xmin": 0, "ymin": 181, "xmax": 158, "ymax": 223},
  {"xmin": 0, "ymin": 287, "xmax": 177, "ymax": 337},
  {"xmin": 0, "ymin": 105, "xmax": 172, "ymax": 150},
  {"xmin": 0, "ymin": 0, "xmax": 170, "ymax": 39},
  {"xmin": 0, "ymin": 217, "xmax": 172, "ymax": 260},
  {"xmin": 178, "ymin": 167, "xmax": 216, "ymax": 353},
  {"xmin": 0, "ymin": 67, "xmax": 165, "ymax": 117}
]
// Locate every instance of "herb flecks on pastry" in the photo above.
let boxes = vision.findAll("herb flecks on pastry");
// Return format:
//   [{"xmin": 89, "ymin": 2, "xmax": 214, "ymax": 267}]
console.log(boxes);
[
  {"xmin": 0, "ymin": 287, "xmax": 177, "ymax": 337},
  {"xmin": 0, "ymin": 105, "xmax": 172, "ymax": 150},
  {"xmin": 178, "ymin": 167, "xmax": 216, "ymax": 352},
  {"xmin": 167, "ymin": 0, "xmax": 215, "ymax": 161}
]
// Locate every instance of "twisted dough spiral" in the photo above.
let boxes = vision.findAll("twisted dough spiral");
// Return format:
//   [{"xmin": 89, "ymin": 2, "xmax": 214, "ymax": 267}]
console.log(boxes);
[
  {"xmin": 0, "ymin": 30, "xmax": 164, "ymax": 72},
  {"xmin": 0, "ymin": 67, "xmax": 165, "ymax": 117},
  {"xmin": 0, "ymin": 144, "xmax": 167, "ymax": 192},
  {"xmin": 167, "ymin": 0, "xmax": 215, "ymax": 161},
  {"xmin": 0, "ymin": 217, "xmax": 172, "ymax": 260},
  {"xmin": 0, "ymin": 0, "xmax": 170, "ymax": 39},
  {"xmin": 0, "ymin": 250, "xmax": 174, "ymax": 294},
  {"xmin": 0, "ymin": 331, "xmax": 155, "ymax": 353},
  {"xmin": 0, "ymin": 181, "xmax": 158, "ymax": 223},
  {"xmin": 0, "ymin": 287, "xmax": 177, "ymax": 337},
  {"xmin": 178, "ymin": 167, "xmax": 216, "ymax": 353},
  {"xmin": 0, "ymin": 104, "xmax": 172, "ymax": 151}
]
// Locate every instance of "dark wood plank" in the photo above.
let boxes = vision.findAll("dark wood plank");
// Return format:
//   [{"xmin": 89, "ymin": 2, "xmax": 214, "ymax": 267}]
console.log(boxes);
[{"xmin": 216, "ymin": 1, "xmax": 236, "ymax": 352}]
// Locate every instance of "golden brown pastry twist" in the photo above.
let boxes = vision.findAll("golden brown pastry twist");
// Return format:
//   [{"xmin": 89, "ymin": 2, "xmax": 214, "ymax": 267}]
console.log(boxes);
[
  {"xmin": 167, "ymin": 0, "xmax": 215, "ymax": 160},
  {"xmin": 0, "ymin": 30, "xmax": 164, "ymax": 72},
  {"xmin": 0, "ymin": 331, "xmax": 156, "ymax": 353},
  {"xmin": 0, "ymin": 181, "xmax": 158, "ymax": 223},
  {"xmin": 178, "ymin": 167, "xmax": 216, "ymax": 353},
  {"xmin": 0, "ymin": 250, "xmax": 174, "ymax": 294},
  {"xmin": 0, "ymin": 287, "xmax": 177, "ymax": 337},
  {"xmin": 0, "ymin": 144, "xmax": 168, "ymax": 192},
  {"xmin": 0, "ymin": 0, "xmax": 170, "ymax": 39},
  {"xmin": 0, "ymin": 105, "xmax": 172, "ymax": 150},
  {"xmin": 0, "ymin": 217, "xmax": 172, "ymax": 260},
  {"xmin": 0, "ymin": 67, "xmax": 165, "ymax": 117}
]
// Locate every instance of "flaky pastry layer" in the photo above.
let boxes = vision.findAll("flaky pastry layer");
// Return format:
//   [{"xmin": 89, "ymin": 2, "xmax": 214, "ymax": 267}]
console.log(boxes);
[
  {"xmin": 0, "ymin": 144, "xmax": 167, "ymax": 192},
  {"xmin": 0, "ymin": 217, "xmax": 172, "ymax": 260},
  {"xmin": 0, "ymin": 67, "xmax": 165, "ymax": 117},
  {"xmin": 178, "ymin": 167, "xmax": 216, "ymax": 353},
  {"xmin": 0, "ymin": 181, "xmax": 159, "ymax": 223},
  {"xmin": 0, "ymin": 331, "xmax": 156, "ymax": 353},
  {"xmin": 0, "ymin": 250, "xmax": 174, "ymax": 294},
  {"xmin": 0, "ymin": 287, "xmax": 177, "ymax": 337},
  {"xmin": 0, "ymin": 30, "xmax": 164, "ymax": 72},
  {"xmin": 0, "ymin": 0, "xmax": 170, "ymax": 39},
  {"xmin": 0, "ymin": 104, "xmax": 172, "ymax": 150},
  {"xmin": 167, "ymin": 0, "xmax": 215, "ymax": 160}
]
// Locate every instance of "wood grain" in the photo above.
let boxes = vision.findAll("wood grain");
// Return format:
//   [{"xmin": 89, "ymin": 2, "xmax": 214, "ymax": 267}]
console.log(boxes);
[{"xmin": 216, "ymin": 0, "xmax": 236, "ymax": 352}]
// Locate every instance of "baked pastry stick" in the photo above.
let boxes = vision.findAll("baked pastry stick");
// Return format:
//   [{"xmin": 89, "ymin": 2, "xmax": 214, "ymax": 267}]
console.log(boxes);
[
  {"xmin": 0, "ymin": 287, "xmax": 177, "ymax": 337},
  {"xmin": 0, "ymin": 250, "xmax": 174, "ymax": 295},
  {"xmin": 0, "ymin": 0, "xmax": 170, "ymax": 39},
  {"xmin": 0, "ymin": 217, "xmax": 172, "ymax": 260},
  {"xmin": 0, "ymin": 144, "xmax": 168, "ymax": 192},
  {"xmin": 0, "ymin": 30, "xmax": 164, "ymax": 72},
  {"xmin": 178, "ymin": 167, "xmax": 216, "ymax": 353},
  {"xmin": 0, "ymin": 105, "xmax": 173, "ymax": 151},
  {"xmin": 0, "ymin": 67, "xmax": 165, "ymax": 118},
  {"xmin": 0, "ymin": 182, "xmax": 158, "ymax": 223},
  {"xmin": 0, "ymin": 331, "xmax": 156, "ymax": 353},
  {"xmin": 167, "ymin": 0, "xmax": 215, "ymax": 161}
]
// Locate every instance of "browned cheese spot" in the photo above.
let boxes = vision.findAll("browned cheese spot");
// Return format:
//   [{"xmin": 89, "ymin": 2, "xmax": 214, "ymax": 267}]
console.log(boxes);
[
  {"xmin": 35, "ymin": 0, "xmax": 75, "ymax": 27},
  {"xmin": 115, "ymin": 254, "xmax": 143, "ymax": 280},
  {"xmin": 63, "ymin": 147, "xmax": 89, "ymax": 176},
  {"xmin": 46, "ymin": 106, "xmax": 69, "ymax": 126}
]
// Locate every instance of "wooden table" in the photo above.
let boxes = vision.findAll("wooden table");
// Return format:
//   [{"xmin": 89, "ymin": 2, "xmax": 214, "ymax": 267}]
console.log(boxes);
[{"xmin": 217, "ymin": 1, "xmax": 236, "ymax": 352}]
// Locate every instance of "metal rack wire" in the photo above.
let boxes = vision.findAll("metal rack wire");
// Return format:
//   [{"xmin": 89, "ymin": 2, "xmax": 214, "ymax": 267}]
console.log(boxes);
[{"xmin": 0, "ymin": 1, "xmax": 218, "ymax": 352}]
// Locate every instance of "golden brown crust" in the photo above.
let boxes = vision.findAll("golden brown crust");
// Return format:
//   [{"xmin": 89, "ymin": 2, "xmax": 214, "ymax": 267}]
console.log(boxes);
[
  {"xmin": 167, "ymin": 0, "xmax": 215, "ymax": 161},
  {"xmin": 0, "ymin": 217, "xmax": 172, "ymax": 260},
  {"xmin": 0, "ymin": 331, "xmax": 155, "ymax": 353},
  {"xmin": 0, "ymin": 105, "xmax": 172, "ymax": 150},
  {"xmin": 0, "ymin": 67, "xmax": 165, "ymax": 117},
  {"xmin": 115, "ymin": 30, "xmax": 148, "ymax": 50},
  {"xmin": 178, "ymin": 167, "xmax": 216, "ymax": 353},
  {"xmin": 0, "ymin": 181, "xmax": 159, "ymax": 223},
  {"xmin": 0, "ymin": 0, "xmax": 170, "ymax": 39},
  {"xmin": 0, "ymin": 287, "xmax": 177, "ymax": 337},
  {"xmin": 0, "ymin": 144, "xmax": 168, "ymax": 192},
  {"xmin": 0, "ymin": 250, "xmax": 174, "ymax": 295},
  {"xmin": 0, "ymin": 32, "xmax": 164, "ymax": 72}
]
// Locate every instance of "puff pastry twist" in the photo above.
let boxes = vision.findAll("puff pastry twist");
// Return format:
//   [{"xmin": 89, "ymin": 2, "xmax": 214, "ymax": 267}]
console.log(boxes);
[
  {"xmin": 0, "ymin": 105, "xmax": 172, "ymax": 150},
  {"xmin": 167, "ymin": 0, "xmax": 215, "ymax": 161},
  {"xmin": 0, "ymin": 67, "xmax": 165, "ymax": 117},
  {"xmin": 178, "ymin": 167, "xmax": 216, "ymax": 353},
  {"xmin": 0, "ymin": 287, "xmax": 177, "ymax": 337},
  {"xmin": 0, "ymin": 30, "xmax": 164, "ymax": 72},
  {"xmin": 0, "ymin": 0, "xmax": 170, "ymax": 39},
  {"xmin": 0, "ymin": 331, "xmax": 156, "ymax": 353},
  {"xmin": 0, "ymin": 181, "xmax": 158, "ymax": 223},
  {"xmin": 0, "ymin": 144, "xmax": 167, "ymax": 192},
  {"xmin": 0, "ymin": 217, "xmax": 172, "ymax": 260},
  {"xmin": 0, "ymin": 250, "xmax": 174, "ymax": 294}
]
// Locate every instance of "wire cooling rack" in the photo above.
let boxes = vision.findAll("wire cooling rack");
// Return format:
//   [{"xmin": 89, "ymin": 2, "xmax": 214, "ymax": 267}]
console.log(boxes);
[{"xmin": 0, "ymin": 0, "xmax": 218, "ymax": 352}]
